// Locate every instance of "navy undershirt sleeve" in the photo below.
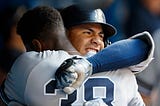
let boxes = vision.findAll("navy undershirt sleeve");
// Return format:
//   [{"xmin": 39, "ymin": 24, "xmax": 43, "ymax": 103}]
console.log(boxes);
[{"xmin": 87, "ymin": 39, "xmax": 149, "ymax": 74}]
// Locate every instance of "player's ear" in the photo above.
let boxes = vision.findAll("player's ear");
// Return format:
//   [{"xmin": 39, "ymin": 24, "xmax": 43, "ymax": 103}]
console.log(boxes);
[{"xmin": 32, "ymin": 39, "xmax": 42, "ymax": 52}]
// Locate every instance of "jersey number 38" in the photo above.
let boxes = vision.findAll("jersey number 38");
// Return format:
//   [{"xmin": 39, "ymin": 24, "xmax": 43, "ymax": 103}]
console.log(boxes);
[{"xmin": 46, "ymin": 77, "xmax": 114, "ymax": 106}]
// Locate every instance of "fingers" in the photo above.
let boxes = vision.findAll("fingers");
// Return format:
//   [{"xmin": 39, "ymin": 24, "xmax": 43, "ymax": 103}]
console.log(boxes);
[
  {"xmin": 71, "ymin": 68, "xmax": 85, "ymax": 89},
  {"xmin": 63, "ymin": 69, "xmax": 85, "ymax": 94},
  {"xmin": 56, "ymin": 71, "xmax": 78, "ymax": 88},
  {"xmin": 55, "ymin": 57, "xmax": 92, "ymax": 94},
  {"xmin": 63, "ymin": 87, "xmax": 75, "ymax": 94}
]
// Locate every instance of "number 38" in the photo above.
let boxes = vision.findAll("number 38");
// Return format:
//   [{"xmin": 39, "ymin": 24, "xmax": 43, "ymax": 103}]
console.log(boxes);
[{"xmin": 46, "ymin": 77, "xmax": 114, "ymax": 106}]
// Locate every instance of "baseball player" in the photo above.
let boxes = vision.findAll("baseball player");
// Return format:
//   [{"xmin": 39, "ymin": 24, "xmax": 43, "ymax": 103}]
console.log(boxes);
[
  {"xmin": 57, "ymin": 5, "xmax": 154, "ymax": 105},
  {"xmin": 1, "ymin": 6, "xmax": 154, "ymax": 106}
]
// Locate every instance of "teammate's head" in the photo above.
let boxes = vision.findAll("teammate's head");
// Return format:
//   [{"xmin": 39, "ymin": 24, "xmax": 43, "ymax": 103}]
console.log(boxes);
[
  {"xmin": 17, "ymin": 6, "xmax": 65, "ymax": 51},
  {"xmin": 61, "ymin": 4, "xmax": 116, "ymax": 55}
]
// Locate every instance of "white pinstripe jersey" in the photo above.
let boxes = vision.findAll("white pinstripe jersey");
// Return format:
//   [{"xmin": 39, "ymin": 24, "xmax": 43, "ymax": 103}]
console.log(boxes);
[{"xmin": 4, "ymin": 48, "xmax": 153, "ymax": 106}]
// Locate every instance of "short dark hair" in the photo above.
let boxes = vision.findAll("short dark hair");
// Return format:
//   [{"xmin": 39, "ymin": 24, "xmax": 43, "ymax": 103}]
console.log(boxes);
[{"xmin": 17, "ymin": 6, "xmax": 64, "ymax": 44}]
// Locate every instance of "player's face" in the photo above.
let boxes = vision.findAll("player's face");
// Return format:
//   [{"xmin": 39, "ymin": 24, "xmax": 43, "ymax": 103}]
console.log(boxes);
[{"xmin": 67, "ymin": 23, "xmax": 105, "ymax": 55}]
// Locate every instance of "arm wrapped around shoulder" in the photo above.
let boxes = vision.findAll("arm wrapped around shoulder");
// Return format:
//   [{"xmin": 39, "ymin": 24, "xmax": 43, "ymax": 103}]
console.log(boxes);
[
  {"xmin": 55, "ymin": 56, "xmax": 92, "ymax": 94},
  {"xmin": 129, "ymin": 31, "xmax": 155, "ymax": 73}
]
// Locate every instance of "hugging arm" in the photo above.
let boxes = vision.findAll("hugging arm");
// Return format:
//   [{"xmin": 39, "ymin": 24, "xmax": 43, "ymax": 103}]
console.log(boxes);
[
  {"xmin": 88, "ymin": 31, "xmax": 153, "ymax": 74},
  {"xmin": 55, "ymin": 32, "xmax": 154, "ymax": 94}
]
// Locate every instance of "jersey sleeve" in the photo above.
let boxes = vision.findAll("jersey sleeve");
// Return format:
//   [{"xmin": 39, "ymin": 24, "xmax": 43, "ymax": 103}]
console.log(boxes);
[
  {"xmin": 135, "ymin": 30, "xmax": 160, "ymax": 96},
  {"xmin": 128, "ymin": 31, "xmax": 155, "ymax": 73},
  {"xmin": 87, "ymin": 31, "xmax": 154, "ymax": 74}
]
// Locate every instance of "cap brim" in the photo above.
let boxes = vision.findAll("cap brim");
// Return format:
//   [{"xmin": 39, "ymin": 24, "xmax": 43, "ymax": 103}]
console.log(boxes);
[
  {"xmin": 66, "ymin": 21, "xmax": 117, "ymax": 38},
  {"xmin": 102, "ymin": 23, "xmax": 117, "ymax": 38}
]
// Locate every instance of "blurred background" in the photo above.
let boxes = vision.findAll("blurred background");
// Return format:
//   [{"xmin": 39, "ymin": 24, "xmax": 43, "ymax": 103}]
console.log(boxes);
[{"xmin": 0, "ymin": 0, "xmax": 160, "ymax": 106}]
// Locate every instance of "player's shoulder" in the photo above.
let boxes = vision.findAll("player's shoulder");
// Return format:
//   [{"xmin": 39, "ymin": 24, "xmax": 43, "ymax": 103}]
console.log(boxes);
[
  {"xmin": 11, "ymin": 50, "xmax": 69, "ymax": 68},
  {"xmin": 129, "ymin": 31, "xmax": 155, "ymax": 73},
  {"xmin": 18, "ymin": 50, "xmax": 70, "ymax": 59}
]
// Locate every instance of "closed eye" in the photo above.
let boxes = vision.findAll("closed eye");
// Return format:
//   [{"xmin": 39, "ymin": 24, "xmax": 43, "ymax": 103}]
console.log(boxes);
[
  {"xmin": 99, "ymin": 32, "xmax": 104, "ymax": 39},
  {"xmin": 83, "ymin": 29, "xmax": 93, "ymax": 35},
  {"xmin": 83, "ymin": 31, "xmax": 92, "ymax": 35}
]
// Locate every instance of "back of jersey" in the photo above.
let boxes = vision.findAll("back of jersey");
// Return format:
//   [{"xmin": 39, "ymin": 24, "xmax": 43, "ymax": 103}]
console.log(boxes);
[
  {"xmin": 4, "ymin": 50, "xmax": 144, "ymax": 106},
  {"xmin": 4, "ymin": 50, "xmax": 74, "ymax": 106}
]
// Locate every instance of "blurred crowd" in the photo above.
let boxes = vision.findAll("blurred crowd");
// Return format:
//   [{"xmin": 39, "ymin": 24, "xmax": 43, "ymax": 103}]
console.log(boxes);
[{"xmin": 0, "ymin": 0, "xmax": 160, "ymax": 106}]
